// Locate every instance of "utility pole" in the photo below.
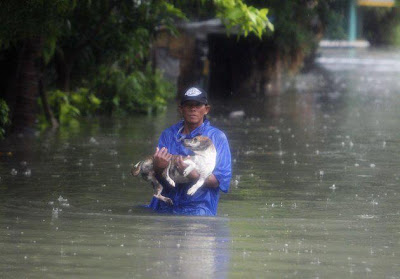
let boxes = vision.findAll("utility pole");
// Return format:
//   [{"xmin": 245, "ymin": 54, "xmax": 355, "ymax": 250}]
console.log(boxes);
[{"xmin": 348, "ymin": 0, "xmax": 357, "ymax": 42}]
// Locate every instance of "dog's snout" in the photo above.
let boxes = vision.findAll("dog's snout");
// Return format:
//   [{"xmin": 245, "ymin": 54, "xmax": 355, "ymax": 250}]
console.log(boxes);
[{"xmin": 131, "ymin": 161, "xmax": 142, "ymax": 176}]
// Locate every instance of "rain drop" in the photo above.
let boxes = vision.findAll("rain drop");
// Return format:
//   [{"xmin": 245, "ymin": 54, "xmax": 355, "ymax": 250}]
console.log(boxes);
[
  {"xmin": 52, "ymin": 208, "xmax": 59, "ymax": 219},
  {"xmin": 89, "ymin": 137, "xmax": 99, "ymax": 144},
  {"xmin": 23, "ymin": 169, "xmax": 31, "ymax": 177}
]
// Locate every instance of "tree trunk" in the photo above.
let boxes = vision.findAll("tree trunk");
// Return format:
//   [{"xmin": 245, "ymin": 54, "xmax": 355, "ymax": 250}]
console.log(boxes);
[
  {"xmin": 11, "ymin": 37, "xmax": 43, "ymax": 133},
  {"xmin": 61, "ymin": 63, "xmax": 72, "ymax": 92},
  {"xmin": 39, "ymin": 77, "xmax": 59, "ymax": 128},
  {"xmin": 55, "ymin": 49, "xmax": 72, "ymax": 92}
]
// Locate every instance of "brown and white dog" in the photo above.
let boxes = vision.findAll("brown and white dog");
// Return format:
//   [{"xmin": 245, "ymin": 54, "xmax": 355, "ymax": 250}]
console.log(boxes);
[{"xmin": 131, "ymin": 136, "xmax": 216, "ymax": 204}]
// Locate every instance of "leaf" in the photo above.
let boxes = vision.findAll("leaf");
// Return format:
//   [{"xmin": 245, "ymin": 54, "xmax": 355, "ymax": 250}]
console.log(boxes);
[
  {"xmin": 89, "ymin": 94, "xmax": 101, "ymax": 105},
  {"xmin": 112, "ymin": 96, "xmax": 120, "ymax": 107},
  {"xmin": 259, "ymin": 8, "xmax": 269, "ymax": 18}
]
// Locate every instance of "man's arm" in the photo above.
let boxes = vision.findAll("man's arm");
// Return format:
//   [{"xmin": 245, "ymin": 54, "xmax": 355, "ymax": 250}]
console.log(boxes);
[
  {"xmin": 210, "ymin": 132, "xmax": 232, "ymax": 192},
  {"xmin": 186, "ymin": 169, "xmax": 220, "ymax": 188},
  {"xmin": 204, "ymin": 174, "xmax": 219, "ymax": 188}
]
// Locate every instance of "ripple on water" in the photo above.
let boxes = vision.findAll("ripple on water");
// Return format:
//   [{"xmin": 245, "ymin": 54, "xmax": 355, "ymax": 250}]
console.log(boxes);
[{"xmin": 357, "ymin": 215, "xmax": 377, "ymax": 219}]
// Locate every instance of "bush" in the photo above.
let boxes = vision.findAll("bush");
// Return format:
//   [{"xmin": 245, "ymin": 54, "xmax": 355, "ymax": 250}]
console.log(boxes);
[
  {"xmin": 40, "ymin": 88, "xmax": 101, "ymax": 127},
  {"xmin": 0, "ymin": 98, "xmax": 10, "ymax": 138},
  {"xmin": 95, "ymin": 63, "xmax": 175, "ymax": 116},
  {"xmin": 363, "ymin": 7, "xmax": 400, "ymax": 46}
]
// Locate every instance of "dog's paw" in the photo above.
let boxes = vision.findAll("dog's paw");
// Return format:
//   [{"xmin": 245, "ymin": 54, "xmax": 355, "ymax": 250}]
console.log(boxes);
[
  {"xmin": 165, "ymin": 198, "xmax": 173, "ymax": 205},
  {"xmin": 183, "ymin": 164, "xmax": 195, "ymax": 177},
  {"xmin": 154, "ymin": 194, "xmax": 174, "ymax": 205},
  {"xmin": 187, "ymin": 186, "xmax": 198, "ymax": 196},
  {"xmin": 166, "ymin": 178, "xmax": 175, "ymax": 187},
  {"xmin": 183, "ymin": 169, "xmax": 190, "ymax": 177}
]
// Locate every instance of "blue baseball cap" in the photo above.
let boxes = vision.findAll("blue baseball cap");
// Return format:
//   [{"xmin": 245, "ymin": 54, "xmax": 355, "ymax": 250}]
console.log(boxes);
[{"xmin": 180, "ymin": 87, "xmax": 208, "ymax": 105}]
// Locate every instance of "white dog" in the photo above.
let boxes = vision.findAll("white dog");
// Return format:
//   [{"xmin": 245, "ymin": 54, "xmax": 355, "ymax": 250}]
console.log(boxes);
[{"xmin": 131, "ymin": 136, "xmax": 216, "ymax": 204}]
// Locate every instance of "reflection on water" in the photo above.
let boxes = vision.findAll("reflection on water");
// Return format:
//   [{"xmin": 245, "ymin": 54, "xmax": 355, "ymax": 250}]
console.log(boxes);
[
  {"xmin": 1, "ymin": 48, "xmax": 400, "ymax": 278},
  {"xmin": 1, "ymin": 210, "xmax": 230, "ymax": 278}
]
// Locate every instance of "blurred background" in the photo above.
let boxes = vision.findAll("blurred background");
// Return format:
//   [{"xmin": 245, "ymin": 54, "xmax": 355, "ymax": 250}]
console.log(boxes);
[
  {"xmin": 1, "ymin": 0, "xmax": 400, "ymax": 134},
  {"xmin": 1, "ymin": 1, "xmax": 400, "ymax": 278}
]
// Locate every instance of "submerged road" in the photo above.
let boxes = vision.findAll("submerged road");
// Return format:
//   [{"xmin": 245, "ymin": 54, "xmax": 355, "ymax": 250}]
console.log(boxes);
[{"xmin": 1, "ymin": 47, "xmax": 400, "ymax": 278}]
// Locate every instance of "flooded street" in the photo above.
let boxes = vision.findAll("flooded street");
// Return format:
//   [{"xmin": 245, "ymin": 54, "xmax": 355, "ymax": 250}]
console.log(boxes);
[{"xmin": 1, "ymin": 48, "xmax": 400, "ymax": 278}]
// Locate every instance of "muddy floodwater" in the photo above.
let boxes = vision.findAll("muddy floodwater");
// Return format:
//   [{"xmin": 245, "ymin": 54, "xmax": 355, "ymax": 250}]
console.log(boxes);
[{"xmin": 1, "ymin": 48, "xmax": 400, "ymax": 278}]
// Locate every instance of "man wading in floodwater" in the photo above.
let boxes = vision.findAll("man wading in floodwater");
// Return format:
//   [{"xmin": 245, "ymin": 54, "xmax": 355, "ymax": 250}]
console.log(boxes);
[{"xmin": 148, "ymin": 87, "xmax": 232, "ymax": 216}]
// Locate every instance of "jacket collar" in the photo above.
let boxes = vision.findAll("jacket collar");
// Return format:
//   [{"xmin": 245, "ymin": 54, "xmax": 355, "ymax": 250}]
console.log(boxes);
[{"xmin": 175, "ymin": 119, "xmax": 209, "ymax": 142}]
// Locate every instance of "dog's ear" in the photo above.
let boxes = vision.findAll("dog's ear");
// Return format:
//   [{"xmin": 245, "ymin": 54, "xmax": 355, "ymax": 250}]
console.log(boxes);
[{"xmin": 131, "ymin": 161, "xmax": 142, "ymax": 176}]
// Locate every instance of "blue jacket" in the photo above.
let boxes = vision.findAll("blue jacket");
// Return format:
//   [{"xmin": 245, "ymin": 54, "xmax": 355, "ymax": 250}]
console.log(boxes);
[{"xmin": 148, "ymin": 119, "xmax": 232, "ymax": 216}]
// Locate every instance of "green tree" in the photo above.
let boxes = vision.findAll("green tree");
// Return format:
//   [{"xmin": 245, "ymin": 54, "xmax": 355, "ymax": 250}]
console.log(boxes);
[
  {"xmin": 0, "ymin": 0, "xmax": 75, "ymax": 132},
  {"xmin": 0, "ymin": 99, "xmax": 10, "ymax": 138},
  {"xmin": 363, "ymin": 7, "xmax": 400, "ymax": 46},
  {"xmin": 0, "ymin": 0, "xmax": 273, "ymax": 134}
]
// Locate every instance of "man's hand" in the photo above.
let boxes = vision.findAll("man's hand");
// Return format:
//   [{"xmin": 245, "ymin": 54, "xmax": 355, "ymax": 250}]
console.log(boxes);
[
  {"xmin": 153, "ymin": 147, "xmax": 172, "ymax": 175},
  {"xmin": 175, "ymin": 156, "xmax": 188, "ymax": 174},
  {"xmin": 175, "ymin": 156, "xmax": 200, "ymax": 181}
]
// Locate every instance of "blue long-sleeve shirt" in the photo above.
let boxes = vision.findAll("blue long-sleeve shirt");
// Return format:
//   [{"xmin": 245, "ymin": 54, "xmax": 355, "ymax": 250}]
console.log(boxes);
[{"xmin": 148, "ymin": 119, "xmax": 232, "ymax": 216}]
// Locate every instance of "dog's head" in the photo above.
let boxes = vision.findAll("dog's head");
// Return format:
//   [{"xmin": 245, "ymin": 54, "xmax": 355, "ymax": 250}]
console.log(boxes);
[
  {"xmin": 131, "ymin": 161, "xmax": 143, "ymax": 176},
  {"xmin": 131, "ymin": 156, "xmax": 153, "ymax": 177},
  {"xmin": 183, "ymin": 136, "xmax": 213, "ymax": 152}
]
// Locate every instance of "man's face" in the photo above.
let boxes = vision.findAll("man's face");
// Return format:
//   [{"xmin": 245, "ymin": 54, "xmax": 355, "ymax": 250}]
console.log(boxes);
[{"xmin": 179, "ymin": 101, "xmax": 210, "ymax": 126}]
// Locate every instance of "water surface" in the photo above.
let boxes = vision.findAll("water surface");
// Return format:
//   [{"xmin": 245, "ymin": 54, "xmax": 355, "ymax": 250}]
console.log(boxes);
[{"xmin": 1, "ymin": 48, "xmax": 400, "ymax": 278}]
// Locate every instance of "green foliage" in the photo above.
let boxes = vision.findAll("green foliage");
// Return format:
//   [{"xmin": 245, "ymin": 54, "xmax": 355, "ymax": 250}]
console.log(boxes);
[
  {"xmin": 267, "ymin": 1, "xmax": 319, "ymax": 54},
  {"xmin": 169, "ymin": 0, "xmax": 215, "ymax": 20},
  {"xmin": 42, "ymin": 88, "xmax": 101, "ymax": 127},
  {"xmin": 1, "ymin": 0, "xmax": 279, "ymax": 134},
  {"xmin": 392, "ymin": 24, "xmax": 400, "ymax": 46},
  {"xmin": 242, "ymin": 0, "xmax": 342, "ymax": 60},
  {"xmin": 0, "ymin": 99, "xmax": 10, "ymax": 139},
  {"xmin": 120, "ymin": 66, "xmax": 175, "ymax": 115},
  {"xmin": 95, "ymin": 64, "xmax": 175, "ymax": 116},
  {"xmin": 214, "ymin": 0, "xmax": 274, "ymax": 38},
  {"xmin": 363, "ymin": 7, "xmax": 400, "ymax": 46},
  {"xmin": 0, "ymin": 0, "xmax": 75, "ymax": 49},
  {"xmin": 323, "ymin": 11, "xmax": 347, "ymax": 40}
]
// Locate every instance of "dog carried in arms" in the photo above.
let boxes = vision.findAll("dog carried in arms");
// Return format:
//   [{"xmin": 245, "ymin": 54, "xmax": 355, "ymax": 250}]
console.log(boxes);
[{"xmin": 131, "ymin": 136, "xmax": 216, "ymax": 205}]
